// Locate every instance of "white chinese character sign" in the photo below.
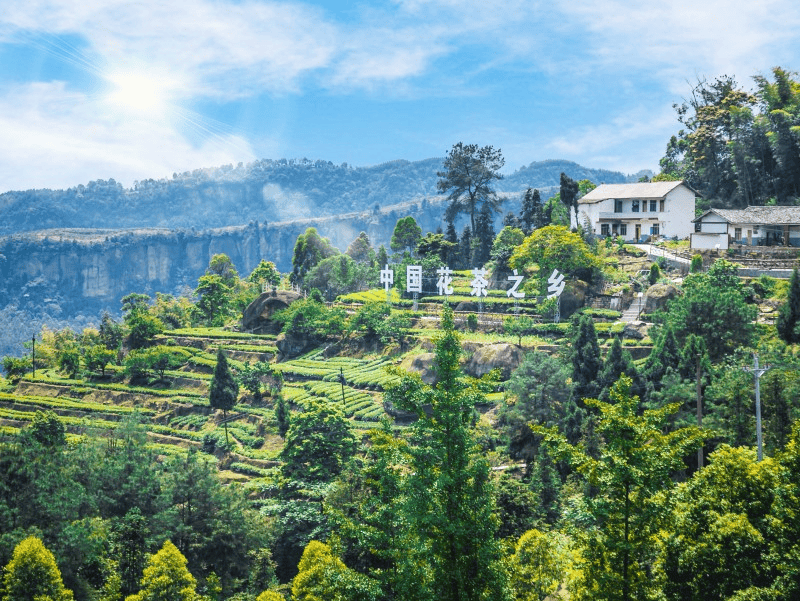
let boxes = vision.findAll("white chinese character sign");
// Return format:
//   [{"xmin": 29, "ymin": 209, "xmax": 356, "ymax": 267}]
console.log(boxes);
[
  {"xmin": 547, "ymin": 268, "xmax": 565, "ymax": 323},
  {"xmin": 436, "ymin": 266, "xmax": 454, "ymax": 296},
  {"xmin": 406, "ymin": 265, "xmax": 423, "ymax": 294},
  {"xmin": 380, "ymin": 264, "xmax": 394, "ymax": 302},
  {"xmin": 470, "ymin": 268, "xmax": 489, "ymax": 297},
  {"xmin": 507, "ymin": 270, "xmax": 525, "ymax": 299},
  {"xmin": 547, "ymin": 269, "xmax": 565, "ymax": 298}
]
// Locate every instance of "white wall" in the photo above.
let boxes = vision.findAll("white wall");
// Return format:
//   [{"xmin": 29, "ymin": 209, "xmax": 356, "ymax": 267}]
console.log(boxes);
[{"xmin": 691, "ymin": 232, "xmax": 728, "ymax": 249}]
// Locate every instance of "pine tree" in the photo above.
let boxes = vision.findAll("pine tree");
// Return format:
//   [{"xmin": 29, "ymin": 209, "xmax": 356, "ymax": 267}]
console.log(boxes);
[
  {"xmin": 471, "ymin": 202, "xmax": 495, "ymax": 267},
  {"xmin": 457, "ymin": 225, "xmax": 472, "ymax": 270},
  {"xmin": 386, "ymin": 306, "xmax": 510, "ymax": 601},
  {"xmin": 1, "ymin": 536, "xmax": 74, "ymax": 601},
  {"xmin": 209, "ymin": 348, "xmax": 238, "ymax": 446},
  {"xmin": 777, "ymin": 267, "xmax": 800, "ymax": 343},
  {"xmin": 644, "ymin": 326, "xmax": 682, "ymax": 391},
  {"xmin": 275, "ymin": 394, "xmax": 290, "ymax": 438},
  {"xmin": 570, "ymin": 314, "xmax": 602, "ymax": 405},
  {"xmin": 519, "ymin": 187, "xmax": 543, "ymax": 235},
  {"xmin": 599, "ymin": 337, "xmax": 641, "ymax": 401}
]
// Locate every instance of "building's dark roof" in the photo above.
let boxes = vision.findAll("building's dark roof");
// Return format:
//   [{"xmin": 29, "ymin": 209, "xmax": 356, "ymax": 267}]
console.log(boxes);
[{"xmin": 694, "ymin": 206, "xmax": 800, "ymax": 225}]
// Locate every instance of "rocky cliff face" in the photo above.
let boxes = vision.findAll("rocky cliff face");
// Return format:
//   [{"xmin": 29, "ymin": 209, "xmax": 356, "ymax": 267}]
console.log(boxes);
[{"xmin": 0, "ymin": 196, "xmax": 456, "ymax": 320}]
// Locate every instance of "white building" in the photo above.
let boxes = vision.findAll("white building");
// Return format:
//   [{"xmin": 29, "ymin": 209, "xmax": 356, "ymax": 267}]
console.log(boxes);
[
  {"xmin": 571, "ymin": 181, "xmax": 697, "ymax": 242},
  {"xmin": 691, "ymin": 206, "xmax": 800, "ymax": 249}
]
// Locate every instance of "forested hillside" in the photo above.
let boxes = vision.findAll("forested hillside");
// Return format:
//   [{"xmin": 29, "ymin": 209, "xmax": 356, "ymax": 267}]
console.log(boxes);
[
  {"xmin": 2, "ymin": 205, "xmax": 800, "ymax": 600},
  {"xmin": 0, "ymin": 158, "xmax": 634, "ymax": 235}
]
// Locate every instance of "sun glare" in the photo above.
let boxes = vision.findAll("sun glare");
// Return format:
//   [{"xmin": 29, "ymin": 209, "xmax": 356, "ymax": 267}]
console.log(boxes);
[{"xmin": 106, "ymin": 71, "xmax": 174, "ymax": 118}]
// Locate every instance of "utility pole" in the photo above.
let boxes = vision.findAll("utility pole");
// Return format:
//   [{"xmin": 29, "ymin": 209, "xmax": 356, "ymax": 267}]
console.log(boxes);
[
  {"xmin": 31, "ymin": 335, "xmax": 36, "ymax": 378},
  {"xmin": 743, "ymin": 353, "xmax": 770, "ymax": 462},
  {"xmin": 338, "ymin": 367, "xmax": 346, "ymax": 405}
]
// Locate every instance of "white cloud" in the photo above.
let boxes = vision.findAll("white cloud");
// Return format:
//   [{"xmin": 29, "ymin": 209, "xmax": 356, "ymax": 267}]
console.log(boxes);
[{"xmin": 0, "ymin": 81, "xmax": 255, "ymax": 191}]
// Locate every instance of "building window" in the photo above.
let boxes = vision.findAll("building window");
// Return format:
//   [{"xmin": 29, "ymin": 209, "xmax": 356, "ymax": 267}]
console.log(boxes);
[
  {"xmin": 650, "ymin": 224, "xmax": 660, "ymax": 236},
  {"xmin": 612, "ymin": 223, "xmax": 619, "ymax": 235},
  {"xmin": 659, "ymin": 199, "xmax": 665, "ymax": 212},
  {"xmin": 620, "ymin": 224, "xmax": 627, "ymax": 236},
  {"xmin": 695, "ymin": 222, "xmax": 701, "ymax": 232},
  {"xmin": 735, "ymin": 227, "xmax": 742, "ymax": 241},
  {"xmin": 601, "ymin": 223, "xmax": 610, "ymax": 236},
  {"xmin": 614, "ymin": 199, "xmax": 623, "ymax": 213},
  {"xmin": 650, "ymin": 200, "xmax": 658, "ymax": 212},
  {"xmin": 641, "ymin": 200, "xmax": 647, "ymax": 212},
  {"xmin": 632, "ymin": 200, "xmax": 640, "ymax": 212}
]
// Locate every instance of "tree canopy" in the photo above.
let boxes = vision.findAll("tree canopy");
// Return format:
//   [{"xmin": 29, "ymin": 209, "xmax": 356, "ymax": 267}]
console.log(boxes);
[{"xmin": 437, "ymin": 143, "xmax": 505, "ymax": 231}]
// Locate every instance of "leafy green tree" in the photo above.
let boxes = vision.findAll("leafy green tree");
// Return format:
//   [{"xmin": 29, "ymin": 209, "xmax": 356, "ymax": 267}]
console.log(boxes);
[
  {"xmin": 657, "ymin": 445, "xmax": 777, "ymax": 601},
  {"xmin": 121, "ymin": 293, "xmax": 164, "ymax": 349},
  {"xmin": 280, "ymin": 397, "xmax": 356, "ymax": 483},
  {"xmin": 84, "ymin": 343, "xmax": 116, "ymax": 376},
  {"xmin": 255, "ymin": 591, "xmax": 284, "ymax": 601},
  {"xmin": 509, "ymin": 529, "xmax": 571, "ymax": 601},
  {"xmin": 776, "ymin": 267, "xmax": 800, "ymax": 343},
  {"xmin": 510, "ymin": 226, "xmax": 600, "ymax": 292},
  {"xmin": 385, "ymin": 305, "xmax": 510, "ymax": 601},
  {"xmin": 535, "ymin": 376, "xmax": 706, "ymax": 601},
  {"xmin": 437, "ymin": 142, "xmax": 505, "ymax": 232},
  {"xmin": 390, "ymin": 216, "xmax": 422, "ymax": 255},
  {"xmin": 416, "ymin": 232, "xmax": 457, "ymax": 264},
  {"xmin": 347, "ymin": 302, "xmax": 391, "ymax": 341},
  {"xmin": 326, "ymin": 422, "xmax": 414, "ymax": 599},
  {"xmin": 57, "ymin": 345, "xmax": 81, "ymax": 379},
  {"xmin": 99, "ymin": 311, "xmax": 125, "ymax": 351},
  {"xmin": 499, "ymin": 351, "xmax": 572, "ymax": 467},
  {"xmin": 503, "ymin": 315, "xmax": 535, "ymax": 346},
  {"xmin": 247, "ymin": 259, "xmax": 281, "ymax": 289},
  {"xmin": 2, "ymin": 356, "xmax": 30, "ymax": 381},
  {"xmin": 346, "ymin": 231, "xmax": 373, "ymax": 264},
  {"xmin": 209, "ymin": 348, "xmax": 238, "ymax": 446},
  {"xmin": 291, "ymin": 541, "xmax": 380, "ymax": 601},
  {"xmin": 659, "ymin": 259, "xmax": 756, "ymax": 362},
  {"xmin": 193, "ymin": 274, "xmax": 232, "ymax": 327},
  {"xmin": 206, "ymin": 253, "xmax": 239, "ymax": 286},
  {"xmin": 770, "ymin": 421, "xmax": 800, "ymax": 597},
  {"xmin": 125, "ymin": 540, "xmax": 199, "ymax": 601},
  {"xmin": 113, "ymin": 507, "xmax": 149, "ymax": 598},
  {"xmin": 1, "ymin": 536, "xmax": 74, "ymax": 601},
  {"xmin": 491, "ymin": 226, "xmax": 525, "ymax": 274},
  {"xmin": 29, "ymin": 410, "xmax": 66, "ymax": 447},
  {"xmin": 291, "ymin": 227, "xmax": 338, "ymax": 286}
]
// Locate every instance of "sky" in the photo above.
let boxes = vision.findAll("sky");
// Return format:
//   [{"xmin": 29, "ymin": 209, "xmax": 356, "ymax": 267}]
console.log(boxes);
[{"xmin": 1, "ymin": 0, "xmax": 799, "ymax": 194}]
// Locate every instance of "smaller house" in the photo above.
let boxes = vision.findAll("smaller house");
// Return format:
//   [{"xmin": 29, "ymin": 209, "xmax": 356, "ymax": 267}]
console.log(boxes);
[
  {"xmin": 572, "ymin": 181, "xmax": 697, "ymax": 242},
  {"xmin": 691, "ymin": 206, "xmax": 800, "ymax": 249}
]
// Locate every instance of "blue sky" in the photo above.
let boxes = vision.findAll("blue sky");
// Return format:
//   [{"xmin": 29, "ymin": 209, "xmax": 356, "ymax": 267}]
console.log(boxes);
[{"xmin": 1, "ymin": 0, "xmax": 799, "ymax": 193}]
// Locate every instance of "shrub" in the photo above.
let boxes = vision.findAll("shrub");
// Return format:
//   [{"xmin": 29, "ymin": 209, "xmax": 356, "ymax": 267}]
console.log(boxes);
[
  {"xmin": 467, "ymin": 313, "xmax": 479, "ymax": 332},
  {"xmin": 690, "ymin": 254, "xmax": 703, "ymax": 273}
]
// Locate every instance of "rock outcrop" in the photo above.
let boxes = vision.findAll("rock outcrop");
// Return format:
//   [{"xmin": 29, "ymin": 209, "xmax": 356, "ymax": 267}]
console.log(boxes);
[
  {"xmin": 242, "ymin": 290, "xmax": 303, "ymax": 334},
  {"xmin": 644, "ymin": 284, "xmax": 679, "ymax": 313},
  {"xmin": 465, "ymin": 343, "xmax": 524, "ymax": 379}
]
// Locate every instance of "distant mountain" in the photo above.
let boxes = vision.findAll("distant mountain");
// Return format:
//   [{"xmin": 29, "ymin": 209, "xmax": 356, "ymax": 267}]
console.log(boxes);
[{"xmin": 0, "ymin": 158, "xmax": 643, "ymax": 236}]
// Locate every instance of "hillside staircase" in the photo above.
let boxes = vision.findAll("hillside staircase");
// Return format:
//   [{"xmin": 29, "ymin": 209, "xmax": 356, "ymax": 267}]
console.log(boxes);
[{"xmin": 621, "ymin": 295, "xmax": 646, "ymax": 322}]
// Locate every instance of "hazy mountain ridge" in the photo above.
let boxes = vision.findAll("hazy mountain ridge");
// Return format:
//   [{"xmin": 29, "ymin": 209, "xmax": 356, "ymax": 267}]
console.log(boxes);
[{"xmin": 0, "ymin": 158, "xmax": 640, "ymax": 235}]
